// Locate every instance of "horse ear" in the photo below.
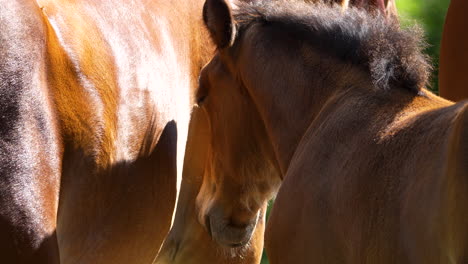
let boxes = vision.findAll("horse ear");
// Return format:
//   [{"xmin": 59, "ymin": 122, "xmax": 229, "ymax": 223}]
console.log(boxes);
[{"xmin": 203, "ymin": 0, "xmax": 236, "ymax": 48}]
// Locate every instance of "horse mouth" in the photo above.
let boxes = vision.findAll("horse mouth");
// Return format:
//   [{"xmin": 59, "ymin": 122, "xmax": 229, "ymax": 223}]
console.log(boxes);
[
  {"xmin": 227, "ymin": 242, "xmax": 244, "ymax": 248},
  {"xmin": 208, "ymin": 218, "xmax": 257, "ymax": 248},
  {"xmin": 205, "ymin": 215, "xmax": 212, "ymax": 238}
]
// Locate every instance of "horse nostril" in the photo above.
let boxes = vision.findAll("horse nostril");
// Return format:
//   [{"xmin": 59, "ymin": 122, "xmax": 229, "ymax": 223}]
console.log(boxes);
[
  {"xmin": 228, "ymin": 212, "xmax": 258, "ymax": 230},
  {"xmin": 205, "ymin": 215, "xmax": 212, "ymax": 238}
]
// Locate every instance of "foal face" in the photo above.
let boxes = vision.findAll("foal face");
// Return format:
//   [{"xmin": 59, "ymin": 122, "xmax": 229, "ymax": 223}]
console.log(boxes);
[{"xmin": 195, "ymin": 54, "xmax": 279, "ymax": 248}]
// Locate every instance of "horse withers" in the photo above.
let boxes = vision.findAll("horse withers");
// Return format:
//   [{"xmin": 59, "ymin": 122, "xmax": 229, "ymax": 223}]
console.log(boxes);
[{"xmin": 197, "ymin": 0, "xmax": 468, "ymax": 263}]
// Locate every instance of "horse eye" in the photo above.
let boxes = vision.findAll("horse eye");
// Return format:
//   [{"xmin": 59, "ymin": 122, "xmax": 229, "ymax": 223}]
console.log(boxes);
[{"xmin": 197, "ymin": 94, "xmax": 208, "ymax": 106}]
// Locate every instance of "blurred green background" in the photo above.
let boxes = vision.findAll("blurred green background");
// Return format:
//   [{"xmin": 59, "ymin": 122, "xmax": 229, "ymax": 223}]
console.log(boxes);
[
  {"xmin": 396, "ymin": 0, "xmax": 450, "ymax": 93},
  {"xmin": 260, "ymin": 0, "xmax": 450, "ymax": 263}
]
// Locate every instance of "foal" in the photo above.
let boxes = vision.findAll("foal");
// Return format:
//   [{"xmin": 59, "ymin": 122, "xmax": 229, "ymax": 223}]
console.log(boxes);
[{"xmin": 197, "ymin": 0, "xmax": 468, "ymax": 263}]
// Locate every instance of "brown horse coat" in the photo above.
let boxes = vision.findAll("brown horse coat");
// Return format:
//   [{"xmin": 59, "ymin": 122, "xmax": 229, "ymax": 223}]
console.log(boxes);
[
  {"xmin": 157, "ymin": 1, "xmax": 399, "ymax": 263},
  {"xmin": 198, "ymin": 1, "xmax": 468, "ymax": 263},
  {"xmin": 155, "ymin": 107, "xmax": 267, "ymax": 263},
  {"xmin": 439, "ymin": 0, "xmax": 468, "ymax": 101},
  {"xmin": 1, "ymin": 0, "xmax": 214, "ymax": 263}
]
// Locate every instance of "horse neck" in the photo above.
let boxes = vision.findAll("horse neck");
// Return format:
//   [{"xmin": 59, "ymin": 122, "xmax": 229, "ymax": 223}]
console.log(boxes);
[
  {"xmin": 190, "ymin": 1, "xmax": 215, "ymax": 70},
  {"xmin": 245, "ymin": 59, "xmax": 369, "ymax": 176}
]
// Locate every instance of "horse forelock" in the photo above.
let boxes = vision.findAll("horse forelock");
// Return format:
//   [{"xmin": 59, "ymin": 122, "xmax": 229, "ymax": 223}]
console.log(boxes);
[{"xmin": 231, "ymin": 1, "xmax": 431, "ymax": 93}]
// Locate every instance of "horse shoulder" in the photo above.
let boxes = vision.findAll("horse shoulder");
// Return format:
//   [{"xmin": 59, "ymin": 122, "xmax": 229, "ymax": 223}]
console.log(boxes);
[
  {"xmin": 40, "ymin": 1, "xmax": 120, "ymax": 166},
  {"xmin": 39, "ymin": 1, "xmax": 208, "ymax": 263}
]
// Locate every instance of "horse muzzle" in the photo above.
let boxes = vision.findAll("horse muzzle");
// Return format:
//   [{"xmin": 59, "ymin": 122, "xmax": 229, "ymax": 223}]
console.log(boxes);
[{"xmin": 205, "ymin": 207, "xmax": 259, "ymax": 248}]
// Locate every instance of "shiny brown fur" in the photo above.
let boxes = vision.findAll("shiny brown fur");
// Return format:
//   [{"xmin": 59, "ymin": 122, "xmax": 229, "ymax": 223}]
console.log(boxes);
[
  {"xmin": 1, "ymin": 0, "xmax": 216, "ymax": 263},
  {"xmin": 198, "ymin": 0, "xmax": 468, "ymax": 263},
  {"xmin": 439, "ymin": 0, "xmax": 468, "ymax": 101},
  {"xmin": 155, "ymin": 107, "xmax": 266, "ymax": 263},
  {"xmin": 1, "ymin": 0, "xmax": 61, "ymax": 262},
  {"xmin": 158, "ymin": 1, "xmax": 397, "ymax": 263}
]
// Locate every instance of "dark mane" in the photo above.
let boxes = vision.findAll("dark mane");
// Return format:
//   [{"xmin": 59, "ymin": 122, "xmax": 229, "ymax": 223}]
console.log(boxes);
[{"xmin": 233, "ymin": 1, "xmax": 431, "ymax": 92}]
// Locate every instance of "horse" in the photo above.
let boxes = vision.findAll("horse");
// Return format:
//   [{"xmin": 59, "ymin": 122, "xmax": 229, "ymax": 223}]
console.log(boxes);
[
  {"xmin": 0, "ymin": 0, "xmax": 214, "ymax": 263},
  {"xmin": 157, "ymin": 1, "xmax": 399, "ymax": 263},
  {"xmin": 196, "ymin": 0, "xmax": 468, "ymax": 263},
  {"xmin": 439, "ymin": 0, "xmax": 468, "ymax": 101},
  {"xmin": 155, "ymin": 107, "xmax": 267, "ymax": 263}
]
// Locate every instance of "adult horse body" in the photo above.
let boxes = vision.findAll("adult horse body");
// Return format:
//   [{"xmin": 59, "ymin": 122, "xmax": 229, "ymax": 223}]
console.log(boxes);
[
  {"xmin": 439, "ymin": 0, "xmax": 468, "ymax": 101},
  {"xmin": 1, "ymin": 0, "xmax": 214, "ymax": 263},
  {"xmin": 198, "ymin": 0, "xmax": 468, "ymax": 263}
]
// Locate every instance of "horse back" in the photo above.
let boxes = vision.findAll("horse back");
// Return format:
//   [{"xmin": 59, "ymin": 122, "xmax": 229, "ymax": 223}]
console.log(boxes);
[
  {"xmin": 399, "ymin": 100, "xmax": 468, "ymax": 263},
  {"xmin": 439, "ymin": 101, "xmax": 468, "ymax": 262},
  {"xmin": 267, "ymin": 91, "xmax": 467, "ymax": 264},
  {"xmin": 446, "ymin": 101, "xmax": 468, "ymax": 183}
]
